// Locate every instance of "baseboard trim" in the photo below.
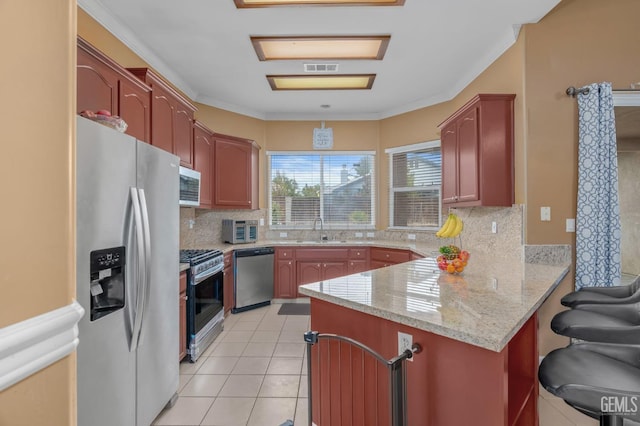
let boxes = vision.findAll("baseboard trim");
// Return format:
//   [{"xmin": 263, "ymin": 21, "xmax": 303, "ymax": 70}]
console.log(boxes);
[{"xmin": 0, "ymin": 301, "xmax": 85, "ymax": 391}]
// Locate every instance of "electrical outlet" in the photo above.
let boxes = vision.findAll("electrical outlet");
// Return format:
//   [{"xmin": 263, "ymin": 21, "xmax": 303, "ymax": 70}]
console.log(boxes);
[
  {"xmin": 366, "ymin": 232, "xmax": 375, "ymax": 238},
  {"xmin": 279, "ymin": 232, "xmax": 288, "ymax": 238},
  {"xmin": 408, "ymin": 234, "xmax": 416, "ymax": 240},
  {"xmin": 398, "ymin": 332, "xmax": 413, "ymax": 361},
  {"xmin": 188, "ymin": 219, "xmax": 195, "ymax": 229},
  {"xmin": 491, "ymin": 222, "xmax": 497, "ymax": 234},
  {"xmin": 355, "ymin": 232, "xmax": 364, "ymax": 238}
]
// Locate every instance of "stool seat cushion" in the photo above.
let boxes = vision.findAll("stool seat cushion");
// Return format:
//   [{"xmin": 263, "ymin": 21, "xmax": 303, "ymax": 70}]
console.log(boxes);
[
  {"xmin": 539, "ymin": 344, "xmax": 640, "ymax": 422},
  {"xmin": 551, "ymin": 309, "xmax": 640, "ymax": 344}
]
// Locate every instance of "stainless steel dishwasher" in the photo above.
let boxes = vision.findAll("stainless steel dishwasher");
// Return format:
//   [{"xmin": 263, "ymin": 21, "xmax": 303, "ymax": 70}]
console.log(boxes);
[{"xmin": 233, "ymin": 247, "xmax": 275, "ymax": 313}]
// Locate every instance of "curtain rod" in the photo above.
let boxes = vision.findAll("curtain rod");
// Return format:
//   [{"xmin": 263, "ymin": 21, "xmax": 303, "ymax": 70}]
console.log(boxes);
[{"xmin": 566, "ymin": 86, "xmax": 591, "ymax": 97}]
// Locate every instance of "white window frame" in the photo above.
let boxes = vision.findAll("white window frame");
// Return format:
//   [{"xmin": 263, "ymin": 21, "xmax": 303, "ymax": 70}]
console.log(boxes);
[
  {"xmin": 267, "ymin": 150, "xmax": 376, "ymax": 230},
  {"xmin": 385, "ymin": 140, "xmax": 442, "ymax": 231}
]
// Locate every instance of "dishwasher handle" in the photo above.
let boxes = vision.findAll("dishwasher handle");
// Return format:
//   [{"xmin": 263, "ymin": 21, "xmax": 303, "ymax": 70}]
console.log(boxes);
[{"xmin": 234, "ymin": 247, "xmax": 275, "ymax": 258}]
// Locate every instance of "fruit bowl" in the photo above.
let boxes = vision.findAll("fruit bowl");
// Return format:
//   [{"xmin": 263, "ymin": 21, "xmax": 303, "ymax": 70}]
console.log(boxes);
[{"xmin": 436, "ymin": 245, "xmax": 470, "ymax": 274}]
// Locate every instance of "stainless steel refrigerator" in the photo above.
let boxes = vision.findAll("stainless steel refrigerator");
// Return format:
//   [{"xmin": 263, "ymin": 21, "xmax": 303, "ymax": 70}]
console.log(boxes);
[{"xmin": 76, "ymin": 117, "xmax": 179, "ymax": 426}]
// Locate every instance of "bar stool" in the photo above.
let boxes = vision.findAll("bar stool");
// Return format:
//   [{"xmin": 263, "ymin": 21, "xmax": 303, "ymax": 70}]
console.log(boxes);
[
  {"xmin": 551, "ymin": 302, "xmax": 640, "ymax": 344},
  {"xmin": 561, "ymin": 277, "xmax": 640, "ymax": 308},
  {"xmin": 539, "ymin": 342, "xmax": 640, "ymax": 426}
]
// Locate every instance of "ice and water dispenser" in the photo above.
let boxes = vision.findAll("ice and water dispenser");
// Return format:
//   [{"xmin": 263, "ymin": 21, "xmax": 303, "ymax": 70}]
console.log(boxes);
[{"xmin": 89, "ymin": 246, "xmax": 126, "ymax": 321}]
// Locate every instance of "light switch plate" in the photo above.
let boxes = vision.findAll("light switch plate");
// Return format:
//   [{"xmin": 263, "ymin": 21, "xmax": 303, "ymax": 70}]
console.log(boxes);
[
  {"xmin": 566, "ymin": 218, "xmax": 576, "ymax": 232},
  {"xmin": 366, "ymin": 232, "xmax": 375, "ymax": 238},
  {"xmin": 540, "ymin": 206, "xmax": 551, "ymax": 221},
  {"xmin": 279, "ymin": 232, "xmax": 288, "ymax": 238},
  {"xmin": 408, "ymin": 234, "xmax": 416, "ymax": 240},
  {"xmin": 355, "ymin": 232, "xmax": 363, "ymax": 238}
]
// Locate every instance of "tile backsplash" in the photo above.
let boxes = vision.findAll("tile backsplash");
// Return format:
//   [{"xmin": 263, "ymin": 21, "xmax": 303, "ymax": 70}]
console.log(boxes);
[
  {"xmin": 181, "ymin": 205, "xmax": 525, "ymax": 258},
  {"xmin": 180, "ymin": 208, "xmax": 268, "ymax": 248}
]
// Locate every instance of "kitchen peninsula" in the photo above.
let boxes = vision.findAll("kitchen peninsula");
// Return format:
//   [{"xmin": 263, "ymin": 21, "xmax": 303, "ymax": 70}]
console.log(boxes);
[{"xmin": 298, "ymin": 251, "xmax": 569, "ymax": 426}]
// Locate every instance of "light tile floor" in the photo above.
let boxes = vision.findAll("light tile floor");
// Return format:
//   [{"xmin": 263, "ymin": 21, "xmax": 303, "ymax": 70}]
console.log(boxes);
[
  {"xmin": 153, "ymin": 303, "xmax": 309, "ymax": 426},
  {"xmin": 154, "ymin": 303, "xmax": 613, "ymax": 426}
]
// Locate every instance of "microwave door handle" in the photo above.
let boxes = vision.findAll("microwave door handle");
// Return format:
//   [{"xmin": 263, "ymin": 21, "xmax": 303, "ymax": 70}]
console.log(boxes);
[
  {"xmin": 129, "ymin": 187, "xmax": 145, "ymax": 352},
  {"xmin": 135, "ymin": 188, "xmax": 152, "ymax": 348}
]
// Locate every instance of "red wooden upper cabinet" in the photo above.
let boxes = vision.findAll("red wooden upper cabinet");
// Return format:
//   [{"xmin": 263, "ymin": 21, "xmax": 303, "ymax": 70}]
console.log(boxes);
[
  {"xmin": 438, "ymin": 94, "xmax": 515, "ymax": 207},
  {"xmin": 212, "ymin": 133, "xmax": 260, "ymax": 210},
  {"xmin": 193, "ymin": 121, "xmax": 214, "ymax": 209},
  {"xmin": 77, "ymin": 37, "xmax": 151, "ymax": 143},
  {"xmin": 128, "ymin": 68, "xmax": 196, "ymax": 168}
]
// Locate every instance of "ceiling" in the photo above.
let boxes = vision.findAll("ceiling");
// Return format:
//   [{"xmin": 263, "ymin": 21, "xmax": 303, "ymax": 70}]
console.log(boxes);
[{"xmin": 79, "ymin": 0, "xmax": 561, "ymax": 121}]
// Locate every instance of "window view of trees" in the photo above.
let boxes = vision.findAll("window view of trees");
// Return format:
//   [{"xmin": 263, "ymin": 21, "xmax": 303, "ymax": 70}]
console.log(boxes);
[{"xmin": 270, "ymin": 153, "xmax": 375, "ymax": 228}]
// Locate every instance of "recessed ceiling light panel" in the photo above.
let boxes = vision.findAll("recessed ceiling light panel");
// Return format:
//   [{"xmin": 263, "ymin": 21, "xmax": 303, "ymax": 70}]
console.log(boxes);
[
  {"xmin": 251, "ymin": 36, "xmax": 390, "ymax": 61},
  {"xmin": 236, "ymin": 0, "xmax": 405, "ymax": 7},
  {"xmin": 267, "ymin": 74, "xmax": 375, "ymax": 90}
]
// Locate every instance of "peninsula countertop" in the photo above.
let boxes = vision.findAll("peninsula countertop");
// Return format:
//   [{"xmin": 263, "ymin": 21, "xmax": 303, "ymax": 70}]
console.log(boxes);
[{"xmin": 298, "ymin": 252, "xmax": 569, "ymax": 352}]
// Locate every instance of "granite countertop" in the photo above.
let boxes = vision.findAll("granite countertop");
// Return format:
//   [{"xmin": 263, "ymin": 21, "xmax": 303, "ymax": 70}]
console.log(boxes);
[
  {"xmin": 180, "ymin": 263, "xmax": 190, "ymax": 272},
  {"xmin": 298, "ymin": 252, "xmax": 569, "ymax": 353}
]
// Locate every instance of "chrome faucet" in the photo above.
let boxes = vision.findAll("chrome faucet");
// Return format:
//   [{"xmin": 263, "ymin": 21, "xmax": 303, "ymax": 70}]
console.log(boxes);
[{"xmin": 312, "ymin": 217, "xmax": 327, "ymax": 241}]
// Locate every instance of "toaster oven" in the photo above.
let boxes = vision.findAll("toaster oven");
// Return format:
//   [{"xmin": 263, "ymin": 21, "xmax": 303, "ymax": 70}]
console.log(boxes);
[{"xmin": 222, "ymin": 219, "xmax": 258, "ymax": 244}]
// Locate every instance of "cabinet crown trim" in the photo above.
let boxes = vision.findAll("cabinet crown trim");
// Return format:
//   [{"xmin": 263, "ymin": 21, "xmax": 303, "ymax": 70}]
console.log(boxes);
[
  {"xmin": 128, "ymin": 67, "xmax": 197, "ymax": 112},
  {"xmin": 438, "ymin": 93, "xmax": 515, "ymax": 129},
  {"xmin": 78, "ymin": 36, "xmax": 151, "ymax": 93}
]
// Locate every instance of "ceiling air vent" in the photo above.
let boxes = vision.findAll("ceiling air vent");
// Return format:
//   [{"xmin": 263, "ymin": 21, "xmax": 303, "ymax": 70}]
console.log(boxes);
[{"xmin": 304, "ymin": 63, "xmax": 339, "ymax": 73}]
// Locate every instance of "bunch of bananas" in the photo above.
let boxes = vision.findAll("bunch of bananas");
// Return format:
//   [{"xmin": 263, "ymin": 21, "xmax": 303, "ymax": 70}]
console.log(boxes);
[{"xmin": 436, "ymin": 213, "xmax": 464, "ymax": 238}]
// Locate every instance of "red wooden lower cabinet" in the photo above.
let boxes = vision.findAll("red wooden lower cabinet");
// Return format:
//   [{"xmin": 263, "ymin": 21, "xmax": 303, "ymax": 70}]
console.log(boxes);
[{"xmin": 309, "ymin": 299, "xmax": 538, "ymax": 426}]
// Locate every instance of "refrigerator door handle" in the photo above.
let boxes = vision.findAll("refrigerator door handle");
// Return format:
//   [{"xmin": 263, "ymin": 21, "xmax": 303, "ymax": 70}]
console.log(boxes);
[
  {"xmin": 129, "ymin": 187, "xmax": 146, "ymax": 352},
  {"xmin": 135, "ymin": 188, "xmax": 152, "ymax": 347}
]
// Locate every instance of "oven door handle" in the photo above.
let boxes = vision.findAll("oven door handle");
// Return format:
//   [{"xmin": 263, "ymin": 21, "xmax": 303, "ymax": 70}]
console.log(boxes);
[
  {"xmin": 193, "ymin": 264, "xmax": 224, "ymax": 285},
  {"xmin": 129, "ymin": 187, "xmax": 146, "ymax": 352}
]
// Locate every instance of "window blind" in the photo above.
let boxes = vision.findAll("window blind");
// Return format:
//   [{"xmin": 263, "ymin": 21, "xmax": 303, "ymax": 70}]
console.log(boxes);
[
  {"xmin": 268, "ymin": 152, "xmax": 375, "ymax": 228},
  {"xmin": 388, "ymin": 142, "xmax": 442, "ymax": 228}
]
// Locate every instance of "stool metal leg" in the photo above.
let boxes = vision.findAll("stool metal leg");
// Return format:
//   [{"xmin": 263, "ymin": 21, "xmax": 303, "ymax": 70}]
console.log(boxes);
[
  {"xmin": 304, "ymin": 331, "xmax": 318, "ymax": 426},
  {"xmin": 600, "ymin": 414, "xmax": 623, "ymax": 426}
]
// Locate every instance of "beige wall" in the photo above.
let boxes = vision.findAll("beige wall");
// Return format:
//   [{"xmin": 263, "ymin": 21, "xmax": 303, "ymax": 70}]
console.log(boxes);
[
  {"xmin": 0, "ymin": 0, "xmax": 77, "ymax": 424},
  {"xmin": 523, "ymin": 0, "xmax": 640, "ymax": 354},
  {"xmin": 524, "ymin": 0, "xmax": 640, "ymax": 246},
  {"xmin": 618, "ymin": 151, "xmax": 640, "ymax": 275},
  {"xmin": 379, "ymin": 35, "xmax": 525, "ymax": 228}
]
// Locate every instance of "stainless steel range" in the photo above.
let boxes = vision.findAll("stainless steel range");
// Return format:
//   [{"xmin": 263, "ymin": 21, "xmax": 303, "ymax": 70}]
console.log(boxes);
[{"xmin": 180, "ymin": 249, "xmax": 225, "ymax": 362}]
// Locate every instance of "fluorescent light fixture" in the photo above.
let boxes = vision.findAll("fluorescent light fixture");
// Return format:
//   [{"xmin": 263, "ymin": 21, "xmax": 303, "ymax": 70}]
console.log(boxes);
[
  {"xmin": 267, "ymin": 74, "xmax": 375, "ymax": 90},
  {"xmin": 236, "ymin": 0, "xmax": 404, "ymax": 7},
  {"xmin": 251, "ymin": 35, "xmax": 390, "ymax": 61}
]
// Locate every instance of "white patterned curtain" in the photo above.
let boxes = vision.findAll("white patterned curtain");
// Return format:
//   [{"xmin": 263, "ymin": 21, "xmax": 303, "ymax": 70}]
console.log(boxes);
[{"xmin": 575, "ymin": 82, "xmax": 621, "ymax": 289}]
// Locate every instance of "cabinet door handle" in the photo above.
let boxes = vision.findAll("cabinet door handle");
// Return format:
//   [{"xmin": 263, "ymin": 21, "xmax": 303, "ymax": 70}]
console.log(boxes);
[
  {"xmin": 288, "ymin": 261, "xmax": 292, "ymax": 265},
  {"xmin": 356, "ymin": 252, "xmax": 360, "ymax": 256},
  {"xmin": 445, "ymin": 130, "xmax": 455, "ymax": 135},
  {"xmin": 463, "ymin": 117, "xmax": 474, "ymax": 122}
]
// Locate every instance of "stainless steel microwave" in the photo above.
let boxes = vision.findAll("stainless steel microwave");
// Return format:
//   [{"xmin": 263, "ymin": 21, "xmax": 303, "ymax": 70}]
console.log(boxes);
[
  {"xmin": 179, "ymin": 166, "xmax": 201, "ymax": 207},
  {"xmin": 222, "ymin": 219, "xmax": 258, "ymax": 244}
]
